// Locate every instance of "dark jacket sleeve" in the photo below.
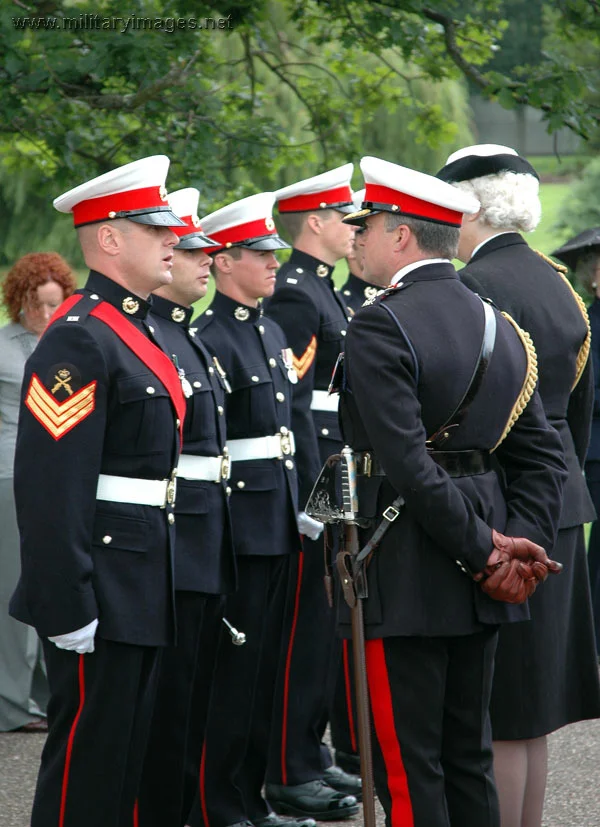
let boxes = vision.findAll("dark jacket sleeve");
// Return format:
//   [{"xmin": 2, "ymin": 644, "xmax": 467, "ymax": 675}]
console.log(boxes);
[
  {"xmin": 13, "ymin": 323, "xmax": 107, "ymax": 636},
  {"xmin": 265, "ymin": 285, "xmax": 322, "ymax": 506}
]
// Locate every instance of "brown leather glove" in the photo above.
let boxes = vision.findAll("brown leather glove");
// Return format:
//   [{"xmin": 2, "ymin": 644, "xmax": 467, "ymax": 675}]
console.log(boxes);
[
  {"xmin": 480, "ymin": 558, "xmax": 538, "ymax": 604},
  {"xmin": 488, "ymin": 530, "xmax": 563, "ymax": 575}
]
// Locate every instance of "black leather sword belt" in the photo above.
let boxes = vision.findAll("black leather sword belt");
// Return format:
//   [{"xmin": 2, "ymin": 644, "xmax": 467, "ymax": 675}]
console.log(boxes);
[{"xmin": 356, "ymin": 449, "xmax": 491, "ymax": 479}]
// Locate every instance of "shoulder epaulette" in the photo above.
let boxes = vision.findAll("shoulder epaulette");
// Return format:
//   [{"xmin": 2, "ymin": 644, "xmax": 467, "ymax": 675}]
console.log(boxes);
[
  {"xmin": 492, "ymin": 312, "xmax": 538, "ymax": 452},
  {"xmin": 534, "ymin": 248, "xmax": 590, "ymax": 389},
  {"xmin": 193, "ymin": 310, "xmax": 215, "ymax": 333},
  {"xmin": 363, "ymin": 282, "xmax": 412, "ymax": 308}
]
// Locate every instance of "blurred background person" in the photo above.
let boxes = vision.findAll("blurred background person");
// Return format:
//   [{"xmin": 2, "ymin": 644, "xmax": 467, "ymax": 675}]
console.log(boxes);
[
  {"xmin": 438, "ymin": 145, "xmax": 600, "ymax": 827},
  {"xmin": 0, "ymin": 251, "xmax": 76, "ymax": 732},
  {"xmin": 338, "ymin": 189, "xmax": 379, "ymax": 321},
  {"xmin": 553, "ymin": 228, "xmax": 600, "ymax": 656}
]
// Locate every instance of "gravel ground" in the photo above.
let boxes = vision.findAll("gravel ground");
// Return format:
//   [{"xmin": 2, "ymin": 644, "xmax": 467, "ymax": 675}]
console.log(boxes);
[{"xmin": 1, "ymin": 719, "xmax": 600, "ymax": 826}]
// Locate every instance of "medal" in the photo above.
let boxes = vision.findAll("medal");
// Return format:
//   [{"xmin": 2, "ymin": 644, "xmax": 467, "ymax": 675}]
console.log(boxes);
[
  {"xmin": 172, "ymin": 354, "xmax": 193, "ymax": 398},
  {"xmin": 282, "ymin": 348, "xmax": 298, "ymax": 384}
]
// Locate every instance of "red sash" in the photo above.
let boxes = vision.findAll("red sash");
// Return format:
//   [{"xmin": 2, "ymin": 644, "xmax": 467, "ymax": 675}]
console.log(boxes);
[{"xmin": 48, "ymin": 294, "xmax": 185, "ymax": 442}]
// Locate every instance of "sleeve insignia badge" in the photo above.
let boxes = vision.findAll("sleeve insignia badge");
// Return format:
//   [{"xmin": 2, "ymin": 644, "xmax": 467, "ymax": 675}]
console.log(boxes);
[
  {"xmin": 25, "ymin": 374, "xmax": 97, "ymax": 440},
  {"xmin": 292, "ymin": 335, "xmax": 317, "ymax": 380}
]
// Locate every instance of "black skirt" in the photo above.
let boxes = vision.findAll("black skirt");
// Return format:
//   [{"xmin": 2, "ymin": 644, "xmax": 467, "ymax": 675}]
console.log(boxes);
[{"xmin": 490, "ymin": 525, "xmax": 600, "ymax": 740}]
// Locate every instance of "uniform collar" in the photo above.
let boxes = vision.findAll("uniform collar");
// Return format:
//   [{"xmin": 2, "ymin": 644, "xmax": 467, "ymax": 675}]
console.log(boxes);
[
  {"xmin": 343, "ymin": 271, "xmax": 380, "ymax": 300},
  {"xmin": 210, "ymin": 289, "xmax": 263, "ymax": 323},
  {"xmin": 390, "ymin": 258, "xmax": 454, "ymax": 286},
  {"xmin": 289, "ymin": 249, "xmax": 335, "ymax": 280},
  {"xmin": 469, "ymin": 232, "xmax": 526, "ymax": 262},
  {"xmin": 150, "ymin": 294, "xmax": 193, "ymax": 326},
  {"xmin": 85, "ymin": 270, "xmax": 151, "ymax": 320}
]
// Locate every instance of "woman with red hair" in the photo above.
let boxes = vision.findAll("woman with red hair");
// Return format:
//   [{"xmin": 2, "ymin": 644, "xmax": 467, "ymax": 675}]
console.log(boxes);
[{"xmin": 0, "ymin": 252, "xmax": 76, "ymax": 731}]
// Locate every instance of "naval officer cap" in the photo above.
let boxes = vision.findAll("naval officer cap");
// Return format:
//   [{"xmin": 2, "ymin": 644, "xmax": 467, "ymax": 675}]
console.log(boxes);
[
  {"xmin": 436, "ymin": 144, "xmax": 539, "ymax": 183},
  {"xmin": 275, "ymin": 163, "xmax": 355, "ymax": 214},
  {"xmin": 53, "ymin": 155, "xmax": 186, "ymax": 228},
  {"xmin": 343, "ymin": 156, "xmax": 480, "ymax": 228},
  {"xmin": 551, "ymin": 227, "xmax": 600, "ymax": 271},
  {"xmin": 168, "ymin": 188, "xmax": 219, "ymax": 250},
  {"xmin": 201, "ymin": 192, "xmax": 290, "ymax": 253}
]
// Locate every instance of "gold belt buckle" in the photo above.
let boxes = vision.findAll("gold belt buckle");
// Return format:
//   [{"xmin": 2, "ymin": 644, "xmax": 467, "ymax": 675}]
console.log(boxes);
[
  {"xmin": 220, "ymin": 448, "xmax": 231, "ymax": 481},
  {"xmin": 280, "ymin": 432, "xmax": 292, "ymax": 456},
  {"xmin": 165, "ymin": 470, "xmax": 177, "ymax": 506}
]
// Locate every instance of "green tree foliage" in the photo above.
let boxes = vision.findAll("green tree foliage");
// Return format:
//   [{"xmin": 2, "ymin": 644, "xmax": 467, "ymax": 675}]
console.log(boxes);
[{"xmin": 555, "ymin": 157, "xmax": 600, "ymax": 237}]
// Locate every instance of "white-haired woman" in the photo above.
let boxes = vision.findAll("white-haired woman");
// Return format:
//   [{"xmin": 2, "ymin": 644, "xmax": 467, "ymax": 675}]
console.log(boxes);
[{"xmin": 437, "ymin": 146, "xmax": 600, "ymax": 827}]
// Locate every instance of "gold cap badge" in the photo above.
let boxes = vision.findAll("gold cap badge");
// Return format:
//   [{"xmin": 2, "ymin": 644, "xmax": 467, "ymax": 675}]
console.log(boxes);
[
  {"xmin": 122, "ymin": 297, "xmax": 140, "ymax": 315},
  {"xmin": 171, "ymin": 307, "xmax": 186, "ymax": 323},
  {"xmin": 265, "ymin": 217, "xmax": 275, "ymax": 232},
  {"xmin": 234, "ymin": 306, "xmax": 250, "ymax": 321},
  {"xmin": 316, "ymin": 264, "xmax": 329, "ymax": 278},
  {"xmin": 364, "ymin": 286, "xmax": 378, "ymax": 300}
]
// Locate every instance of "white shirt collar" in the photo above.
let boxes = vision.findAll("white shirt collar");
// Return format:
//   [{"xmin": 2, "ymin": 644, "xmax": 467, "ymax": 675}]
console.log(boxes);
[
  {"xmin": 470, "ymin": 232, "xmax": 514, "ymax": 260},
  {"xmin": 390, "ymin": 258, "xmax": 450, "ymax": 287}
]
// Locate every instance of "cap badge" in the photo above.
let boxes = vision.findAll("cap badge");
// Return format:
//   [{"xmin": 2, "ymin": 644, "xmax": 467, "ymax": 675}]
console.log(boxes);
[
  {"xmin": 159, "ymin": 185, "xmax": 168, "ymax": 202},
  {"xmin": 316, "ymin": 264, "xmax": 329, "ymax": 278},
  {"xmin": 192, "ymin": 215, "xmax": 201, "ymax": 227},
  {"xmin": 265, "ymin": 217, "xmax": 275, "ymax": 232},
  {"xmin": 122, "ymin": 297, "xmax": 140, "ymax": 315},
  {"xmin": 364, "ymin": 286, "xmax": 378, "ymax": 300},
  {"xmin": 234, "ymin": 306, "xmax": 250, "ymax": 321},
  {"xmin": 171, "ymin": 307, "xmax": 186, "ymax": 323}
]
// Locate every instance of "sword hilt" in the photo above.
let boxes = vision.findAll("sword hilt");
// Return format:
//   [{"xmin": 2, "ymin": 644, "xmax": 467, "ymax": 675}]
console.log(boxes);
[
  {"xmin": 222, "ymin": 617, "xmax": 246, "ymax": 645},
  {"xmin": 341, "ymin": 445, "xmax": 359, "ymax": 522}
]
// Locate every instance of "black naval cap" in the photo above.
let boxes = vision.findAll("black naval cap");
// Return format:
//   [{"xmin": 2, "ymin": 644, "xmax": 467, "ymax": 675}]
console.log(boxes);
[
  {"xmin": 551, "ymin": 228, "xmax": 600, "ymax": 270},
  {"xmin": 436, "ymin": 144, "xmax": 539, "ymax": 184}
]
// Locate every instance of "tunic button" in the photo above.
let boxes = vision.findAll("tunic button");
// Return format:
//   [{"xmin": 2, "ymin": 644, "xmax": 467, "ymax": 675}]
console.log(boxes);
[
  {"xmin": 90, "ymin": 294, "xmax": 99, "ymax": 300},
  {"xmin": 285, "ymin": 459, "xmax": 294, "ymax": 470},
  {"xmin": 225, "ymin": 486, "xmax": 232, "ymax": 496},
  {"xmin": 321, "ymin": 428, "xmax": 329, "ymax": 436},
  {"xmin": 176, "ymin": 419, "xmax": 181, "ymax": 428},
  {"xmin": 269, "ymin": 358, "xmax": 277, "ymax": 368},
  {"xmin": 148, "ymin": 326, "xmax": 155, "ymax": 334},
  {"xmin": 259, "ymin": 325, "xmax": 265, "ymax": 334},
  {"xmin": 237, "ymin": 481, "xmax": 245, "ymax": 489},
  {"xmin": 280, "ymin": 426, "xmax": 288, "ymax": 435},
  {"xmin": 168, "ymin": 513, "xmax": 175, "ymax": 525},
  {"xmin": 217, "ymin": 405, "xmax": 224, "ymax": 415},
  {"xmin": 146, "ymin": 386, "xmax": 155, "ymax": 394},
  {"xmin": 251, "ymin": 375, "xmax": 260, "ymax": 382},
  {"xmin": 276, "ymin": 392, "xmax": 285, "ymax": 402},
  {"xmin": 193, "ymin": 381, "xmax": 202, "ymax": 388},
  {"xmin": 102, "ymin": 535, "xmax": 112, "ymax": 544},
  {"xmin": 296, "ymin": 268, "xmax": 303, "ymax": 274},
  {"xmin": 206, "ymin": 309, "xmax": 213, "ymax": 315},
  {"xmin": 341, "ymin": 330, "xmax": 347, "ymax": 336},
  {"xmin": 208, "ymin": 367, "xmax": 215, "ymax": 374}
]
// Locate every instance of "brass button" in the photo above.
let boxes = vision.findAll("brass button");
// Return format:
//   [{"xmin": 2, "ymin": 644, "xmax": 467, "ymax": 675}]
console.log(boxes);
[
  {"xmin": 205, "ymin": 308, "xmax": 213, "ymax": 316},
  {"xmin": 193, "ymin": 381, "xmax": 202, "ymax": 388},
  {"xmin": 280, "ymin": 426, "xmax": 289, "ymax": 435},
  {"xmin": 269, "ymin": 358, "xmax": 277, "ymax": 368},
  {"xmin": 259, "ymin": 325, "xmax": 265, "ymax": 334},
  {"xmin": 341, "ymin": 330, "xmax": 347, "ymax": 336},
  {"xmin": 90, "ymin": 294, "xmax": 99, "ymax": 300},
  {"xmin": 208, "ymin": 366, "xmax": 215, "ymax": 374},
  {"xmin": 148, "ymin": 325, "xmax": 155, "ymax": 334},
  {"xmin": 296, "ymin": 268, "xmax": 303, "ymax": 274},
  {"xmin": 146, "ymin": 386, "xmax": 155, "ymax": 394},
  {"xmin": 237, "ymin": 481, "xmax": 245, "ymax": 489},
  {"xmin": 217, "ymin": 405, "xmax": 224, "ymax": 415},
  {"xmin": 102, "ymin": 535, "xmax": 112, "ymax": 545},
  {"xmin": 168, "ymin": 513, "xmax": 175, "ymax": 525},
  {"xmin": 285, "ymin": 459, "xmax": 294, "ymax": 470},
  {"xmin": 251, "ymin": 375, "xmax": 259, "ymax": 383},
  {"xmin": 225, "ymin": 486, "xmax": 232, "ymax": 496},
  {"xmin": 276, "ymin": 392, "xmax": 285, "ymax": 402},
  {"xmin": 176, "ymin": 419, "xmax": 181, "ymax": 428},
  {"xmin": 321, "ymin": 428, "xmax": 329, "ymax": 436}
]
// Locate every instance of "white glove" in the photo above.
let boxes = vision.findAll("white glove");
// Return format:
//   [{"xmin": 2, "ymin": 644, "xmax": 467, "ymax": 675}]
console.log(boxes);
[
  {"xmin": 49, "ymin": 618, "xmax": 99, "ymax": 654},
  {"xmin": 297, "ymin": 511, "xmax": 324, "ymax": 541}
]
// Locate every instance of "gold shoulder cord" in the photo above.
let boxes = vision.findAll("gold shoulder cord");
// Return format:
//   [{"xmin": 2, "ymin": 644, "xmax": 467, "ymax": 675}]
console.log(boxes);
[
  {"xmin": 492, "ymin": 312, "xmax": 538, "ymax": 452},
  {"xmin": 534, "ymin": 249, "xmax": 591, "ymax": 390}
]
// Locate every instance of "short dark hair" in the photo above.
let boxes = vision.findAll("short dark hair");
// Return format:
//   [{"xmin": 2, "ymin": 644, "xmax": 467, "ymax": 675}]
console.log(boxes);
[
  {"xmin": 277, "ymin": 208, "xmax": 338, "ymax": 244},
  {"xmin": 210, "ymin": 246, "xmax": 244, "ymax": 278},
  {"xmin": 384, "ymin": 212, "xmax": 459, "ymax": 260}
]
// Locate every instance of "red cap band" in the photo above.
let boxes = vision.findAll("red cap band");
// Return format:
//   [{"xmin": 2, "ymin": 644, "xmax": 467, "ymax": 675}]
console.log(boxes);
[
  {"xmin": 365, "ymin": 183, "xmax": 464, "ymax": 226},
  {"xmin": 71, "ymin": 186, "xmax": 168, "ymax": 226},
  {"xmin": 277, "ymin": 185, "xmax": 353, "ymax": 213},
  {"xmin": 208, "ymin": 217, "xmax": 276, "ymax": 249},
  {"xmin": 172, "ymin": 214, "xmax": 206, "ymax": 238}
]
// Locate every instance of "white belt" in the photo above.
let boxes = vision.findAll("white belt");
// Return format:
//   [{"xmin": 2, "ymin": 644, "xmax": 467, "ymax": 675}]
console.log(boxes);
[
  {"xmin": 227, "ymin": 429, "xmax": 296, "ymax": 461},
  {"xmin": 178, "ymin": 453, "xmax": 231, "ymax": 482},
  {"xmin": 311, "ymin": 390, "xmax": 339, "ymax": 412},
  {"xmin": 96, "ymin": 473, "xmax": 176, "ymax": 507}
]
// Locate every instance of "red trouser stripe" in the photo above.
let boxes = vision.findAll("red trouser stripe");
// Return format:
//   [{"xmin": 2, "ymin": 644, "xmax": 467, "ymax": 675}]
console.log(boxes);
[
  {"xmin": 280, "ymin": 549, "xmax": 304, "ymax": 784},
  {"xmin": 199, "ymin": 740, "xmax": 210, "ymax": 827},
  {"xmin": 365, "ymin": 639, "xmax": 414, "ymax": 827},
  {"xmin": 59, "ymin": 654, "xmax": 86, "ymax": 827},
  {"xmin": 342, "ymin": 639, "xmax": 358, "ymax": 753},
  {"xmin": 133, "ymin": 799, "xmax": 139, "ymax": 827}
]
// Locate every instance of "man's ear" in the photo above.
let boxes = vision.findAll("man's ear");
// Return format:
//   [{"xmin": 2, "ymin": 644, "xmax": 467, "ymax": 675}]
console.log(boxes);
[
  {"xmin": 213, "ymin": 252, "xmax": 232, "ymax": 274},
  {"xmin": 96, "ymin": 223, "xmax": 123, "ymax": 257},
  {"xmin": 305, "ymin": 213, "xmax": 323, "ymax": 235},
  {"xmin": 392, "ymin": 223, "xmax": 411, "ymax": 253}
]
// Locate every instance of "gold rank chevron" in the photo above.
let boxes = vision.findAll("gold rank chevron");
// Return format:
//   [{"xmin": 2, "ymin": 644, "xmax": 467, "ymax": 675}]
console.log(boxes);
[
  {"xmin": 25, "ymin": 374, "xmax": 97, "ymax": 441},
  {"xmin": 292, "ymin": 335, "xmax": 317, "ymax": 381}
]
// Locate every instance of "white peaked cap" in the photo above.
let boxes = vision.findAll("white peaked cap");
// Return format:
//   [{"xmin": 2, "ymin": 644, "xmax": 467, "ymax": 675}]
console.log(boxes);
[
  {"xmin": 436, "ymin": 144, "xmax": 539, "ymax": 183},
  {"xmin": 201, "ymin": 192, "xmax": 289, "ymax": 252},
  {"xmin": 167, "ymin": 187, "xmax": 219, "ymax": 249},
  {"xmin": 352, "ymin": 189, "xmax": 366, "ymax": 211},
  {"xmin": 275, "ymin": 163, "xmax": 354, "ymax": 212},
  {"xmin": 344, "ymin": 156, "xmax": 479, "ymax": 227},
  {"xmin": 53, "ymin": 155, "xmax": 185, "ymax": 227}
]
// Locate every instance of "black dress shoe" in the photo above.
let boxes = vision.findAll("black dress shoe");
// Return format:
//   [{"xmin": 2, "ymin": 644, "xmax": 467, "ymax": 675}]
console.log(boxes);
[
  {"xmin": 265, "ymin": 780, "xmax": 358, "ymax": 821},
  {"xmin": 253, "ymin": 813, "xmax": 317, "ymax": 827},
  {"xmin": 334, "ymin": 749, "xmax": 361, "ymax": 775},
  {"xmin": 323, "ymin": 765, "xmax": 362, "ymax": 801}
]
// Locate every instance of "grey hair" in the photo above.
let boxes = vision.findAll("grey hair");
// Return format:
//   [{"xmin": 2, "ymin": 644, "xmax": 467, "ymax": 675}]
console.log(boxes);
[
  {"xmin": 454, "ymin": 171, "xmax": 541, "ymax": 233},
  {"xmin": 384, "ymin": 212, "xmax": 459, "ymax": 260}
]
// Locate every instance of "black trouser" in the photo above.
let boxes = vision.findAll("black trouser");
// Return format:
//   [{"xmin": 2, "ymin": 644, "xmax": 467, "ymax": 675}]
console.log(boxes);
[
  {"xmin": 585, "ymin": 464, "xmax": 600, "ymax": 654},
  {"xmin": 330, "ymin": 638, "xmax": 359, "ymax": 760},
  {"xmin": 187, "ymin": 554, "xmax": 294, "ymax": 827},
  {"xmin": 32, "ymin": 638, "xmax": 160, "ymax": 827},
  {"xmin": 366, "ymin": 629, "xmax": 499, "ymax": 827},
  {"xmin": 266, "ymin": 537, "xmax": 341, "ymax": 785},
  {"xmin": 138, "ymin": 592, "xmax": 224, "ymax": 827}
]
